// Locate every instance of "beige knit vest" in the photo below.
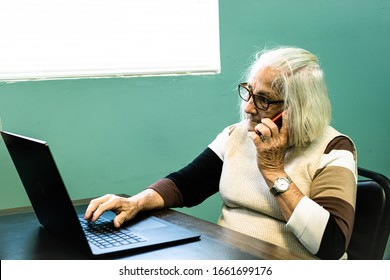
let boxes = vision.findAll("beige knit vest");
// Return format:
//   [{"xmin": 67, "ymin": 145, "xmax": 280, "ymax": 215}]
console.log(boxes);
[{"xmin": 217, "ymin": 121, "xmax": 342, "ymax": 258}]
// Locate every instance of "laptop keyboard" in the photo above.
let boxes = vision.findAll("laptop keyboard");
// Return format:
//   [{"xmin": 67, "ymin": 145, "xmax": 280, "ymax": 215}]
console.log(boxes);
[{"xmin": 79, "ymin": 217, "xmax": 147, "ymax": 249}]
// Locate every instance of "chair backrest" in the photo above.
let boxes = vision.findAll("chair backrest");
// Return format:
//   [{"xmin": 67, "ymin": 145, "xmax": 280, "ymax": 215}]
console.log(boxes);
[{"xmin": 347, "ymin": 167, "xmax": 390, "ymax": 259}]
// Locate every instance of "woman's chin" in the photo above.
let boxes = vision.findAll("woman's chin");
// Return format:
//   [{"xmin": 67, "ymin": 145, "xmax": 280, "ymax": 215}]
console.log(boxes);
[{"xmin": 247, "ymin": 119, "xmax": 259, "ymax": 132}]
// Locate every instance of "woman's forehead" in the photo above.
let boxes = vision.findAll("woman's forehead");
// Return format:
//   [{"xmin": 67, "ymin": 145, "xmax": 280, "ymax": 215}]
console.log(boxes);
[{"xmin": 249, "ymin": 67, "xmax": 281, "ymax": 98}]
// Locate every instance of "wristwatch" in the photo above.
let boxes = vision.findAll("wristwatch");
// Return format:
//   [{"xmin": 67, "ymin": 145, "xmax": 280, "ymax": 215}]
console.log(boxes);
[{"xmin": 270, "ymin": 176, "xmax": 292, "ymax": 196}]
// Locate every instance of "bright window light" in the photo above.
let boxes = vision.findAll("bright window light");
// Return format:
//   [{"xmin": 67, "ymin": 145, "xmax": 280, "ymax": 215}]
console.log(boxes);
[{"xmin": 0, "ymin": 0, "xmax": 220, "ymax": 81}]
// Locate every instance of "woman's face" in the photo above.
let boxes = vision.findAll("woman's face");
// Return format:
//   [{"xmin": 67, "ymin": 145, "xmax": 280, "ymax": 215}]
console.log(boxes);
[{"xmin": 244, "ymin": 67, "xmax": 284, "ymax": 133}]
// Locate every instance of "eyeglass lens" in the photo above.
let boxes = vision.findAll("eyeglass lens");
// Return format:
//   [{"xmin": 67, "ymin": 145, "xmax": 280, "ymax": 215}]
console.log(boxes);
[{"xmin": 238, "ymin": 84, "xmax": 269, "ymax": 110}]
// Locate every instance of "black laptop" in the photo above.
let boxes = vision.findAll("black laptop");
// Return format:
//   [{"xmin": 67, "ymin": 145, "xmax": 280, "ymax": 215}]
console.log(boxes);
[{"xmin": 1, "ymin": 130, "xmax": 200, "ymax": 256}]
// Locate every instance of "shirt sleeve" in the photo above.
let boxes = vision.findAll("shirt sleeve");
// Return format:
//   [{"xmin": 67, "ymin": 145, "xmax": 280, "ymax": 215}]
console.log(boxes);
[
  {"xmin": 286, "ymin": 136, "xmax": 357, "ymax": 259},
  {"xmin": 147, "ymin": 178, "xmax": 184, "ymax": 208},
  {"xmin": 163, "ymin": 125, "xmax": 235, "ymax": 207},
  {"xmin": 165, "ymin": 147, "xmax": 223, "ymax": 207},
  {"xmin": 147, "ymin": 125, "xmax": 233, "ymax": 208}
]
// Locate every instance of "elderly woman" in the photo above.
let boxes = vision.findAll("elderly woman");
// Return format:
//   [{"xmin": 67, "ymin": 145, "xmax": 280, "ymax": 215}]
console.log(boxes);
[{"xmin": 85, "ymin": 46, "xmax": 357, "ymax": 259}]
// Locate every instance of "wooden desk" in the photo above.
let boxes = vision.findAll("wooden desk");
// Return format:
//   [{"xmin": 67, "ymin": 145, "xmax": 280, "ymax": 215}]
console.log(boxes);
[{"xmin": 0, "ymin": 199, "xmax": 310, "ymax": 260}]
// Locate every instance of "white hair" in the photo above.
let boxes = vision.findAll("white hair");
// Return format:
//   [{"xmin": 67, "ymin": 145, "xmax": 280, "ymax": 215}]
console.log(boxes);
[{"xmin": 241, "ymin": 46, "xmax": 331, "ymax": 147}]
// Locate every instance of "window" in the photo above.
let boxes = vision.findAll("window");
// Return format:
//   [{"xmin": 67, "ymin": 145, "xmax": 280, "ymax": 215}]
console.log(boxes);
[{"xmin": 0, "ymin": 0, "xmax": 220, "ymax": 81}]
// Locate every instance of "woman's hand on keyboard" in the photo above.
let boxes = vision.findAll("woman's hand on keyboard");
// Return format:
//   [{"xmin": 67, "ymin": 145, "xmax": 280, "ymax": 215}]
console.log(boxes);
[{"xmin": 84, "ymin": 189, "xmax": 164, "ymax": 228}]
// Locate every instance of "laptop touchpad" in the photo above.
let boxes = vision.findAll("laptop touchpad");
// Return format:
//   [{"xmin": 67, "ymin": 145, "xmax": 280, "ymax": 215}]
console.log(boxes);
[{"xmin": 130, "ymin": 218, "xmax": 168, "ymax": 231}]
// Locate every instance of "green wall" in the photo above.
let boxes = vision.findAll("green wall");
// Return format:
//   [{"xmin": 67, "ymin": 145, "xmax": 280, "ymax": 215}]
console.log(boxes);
[{"xmin": 1, "ymin": 0, "xmax": 389, "ymax": 255}]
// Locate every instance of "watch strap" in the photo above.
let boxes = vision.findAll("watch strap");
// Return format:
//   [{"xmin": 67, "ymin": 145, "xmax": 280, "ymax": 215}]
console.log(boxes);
[{"xmin": 270, "ymin": 186, "xmax": 281, "ymax": 196}]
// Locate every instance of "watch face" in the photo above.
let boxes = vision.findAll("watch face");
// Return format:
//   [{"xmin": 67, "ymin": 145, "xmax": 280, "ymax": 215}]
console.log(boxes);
[{"xmin": 276, "ymin": 178, "xmax": 290, "ymax": 191}]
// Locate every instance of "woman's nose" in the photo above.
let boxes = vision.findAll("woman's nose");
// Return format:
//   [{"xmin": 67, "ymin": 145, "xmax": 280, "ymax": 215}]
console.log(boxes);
[{"xmin": 243, "ymin": 96, "xmax": 257, "ymax": 114}]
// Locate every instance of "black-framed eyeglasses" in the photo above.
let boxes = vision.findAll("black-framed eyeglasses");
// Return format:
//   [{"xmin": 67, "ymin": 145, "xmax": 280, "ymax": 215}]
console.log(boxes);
[{"xmin": 238, "ymin": 82, "xmax": 284, "ymax": 111}]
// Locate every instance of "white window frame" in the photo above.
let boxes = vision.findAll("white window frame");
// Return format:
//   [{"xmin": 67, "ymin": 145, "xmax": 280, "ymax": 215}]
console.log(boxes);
[{"xmin": 0, "ymin": 0, "xmax": 220, "ymax": 82}]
